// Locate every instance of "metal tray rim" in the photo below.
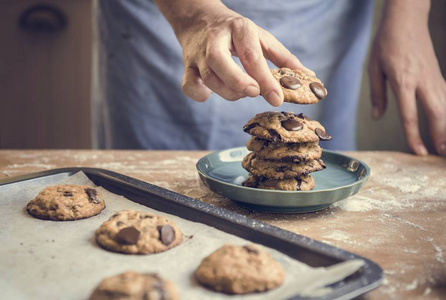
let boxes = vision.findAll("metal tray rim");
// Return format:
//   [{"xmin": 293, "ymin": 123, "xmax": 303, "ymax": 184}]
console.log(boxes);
[{"xmin": 0, "ymin": 167, "xmax": 383, "ymax": 300}]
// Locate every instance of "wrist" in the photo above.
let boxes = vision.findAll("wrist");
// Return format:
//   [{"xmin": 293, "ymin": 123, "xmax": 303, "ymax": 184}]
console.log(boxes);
[{"xmin": 154, "ymin": 0, "xmax": 227, "ymax": 42}]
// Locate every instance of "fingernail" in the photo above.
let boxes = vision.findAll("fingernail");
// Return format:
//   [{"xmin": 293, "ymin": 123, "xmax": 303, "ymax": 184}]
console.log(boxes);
[
  {"xmin": 265, "ymin": 91, "xmax": 282, "ymax": 106},
  {"xmin": 438, "ymin": 142, "xmax": 446, "ymax": 156},
  {"xmin": 372, "ymin": 107, "xmax": 381, "ymax": 119},
  {"xmin": 244, "ymin": 85, "xmax": 260, "ymax": 97},
  {"xmin": 416, "ymin": 144, "xmax": 428, "ymax": 156}
]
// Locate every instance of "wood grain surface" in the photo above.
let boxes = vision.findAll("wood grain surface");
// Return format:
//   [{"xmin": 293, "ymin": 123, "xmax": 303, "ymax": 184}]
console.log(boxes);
[{"xmin": 0, "ymin": 150, "xmax": 445, "ymax": 299}]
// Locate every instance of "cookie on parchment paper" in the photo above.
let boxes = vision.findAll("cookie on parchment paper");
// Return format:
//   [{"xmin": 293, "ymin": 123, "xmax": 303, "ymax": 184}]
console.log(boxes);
[
  {"xmin": 89, "ymin": 271, "xmax": 179, "ymax": 300},
  {"xmin": 195, "ymin": 244, "xmax": 284, "ymax": 294},
  {"xmin": 95, "ymin": 209, "xmax": 182, "ymax": 255},
  {"xmin": 26, "ymin": 184, "xmax": 105, "ymax": 221}
]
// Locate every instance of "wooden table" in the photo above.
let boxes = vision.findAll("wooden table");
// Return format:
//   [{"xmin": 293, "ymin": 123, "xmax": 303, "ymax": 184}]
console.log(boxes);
[{"xmin": 0, "ymin": 150, "xmax": 445, "ymax": 299}]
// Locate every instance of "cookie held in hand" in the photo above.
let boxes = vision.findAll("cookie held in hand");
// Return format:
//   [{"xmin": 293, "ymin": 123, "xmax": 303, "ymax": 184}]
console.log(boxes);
[{"xmin": 271, "ymin": 68, "xmax": 327, "ymax": 104}]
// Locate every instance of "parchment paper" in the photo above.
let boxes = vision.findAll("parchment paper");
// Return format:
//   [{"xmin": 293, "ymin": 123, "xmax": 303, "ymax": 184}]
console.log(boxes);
[{"xmin": 0, "ymin": 172, "xmax": 364, "ymax": 299}]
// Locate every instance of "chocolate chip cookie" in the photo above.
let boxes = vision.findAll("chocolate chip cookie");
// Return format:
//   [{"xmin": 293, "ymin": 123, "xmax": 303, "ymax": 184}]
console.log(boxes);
[
  {"xmin": 26, "ymin": 184, "xmax": 105, "ymax": 221},
  {"xmin": 242, "ymin": 152, "xmax": 325, "ymax": 179},
  {"xmin": 246, "ymin": 137, "xmax": 322, "ymax": 162},
  {"xmin": 195, "ymin": 244, "xmax": 284, "ymax": 294},
  {"xmin": 95, "ymin": 210, "xmax": 182, "ymax": 255},
  {"xmin": 271, "ymin": 68, "xmax": 327, "ymax": 104},
  {"xmin": 243, "ymin": 111, "xmax": 332, "ymax": 143},
  {"xmin": 242, "ymin": 174, "xmax": 315, "ymax": 191},
  {"xmin": 89, "ymin": 271, "xmax": 178, "ymax": 300}
]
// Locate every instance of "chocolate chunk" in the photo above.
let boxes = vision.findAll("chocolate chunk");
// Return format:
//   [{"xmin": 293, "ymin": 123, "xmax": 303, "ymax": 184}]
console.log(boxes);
[
  {"xmin": 139, "ymin": 214, "xmax": 153, "ymax": 219},
  {"xmin": 116, "ymin": 226, "xmax": 140, "ymax": 245},
  {"xmin": 281, "ymin": 119, "xmax": 303, "ymax": 131},
  {"xmin": 158, "ymin": 225, "xmax": 176, "ymax": 246},
  {"xmin": 266, "ymin": 129, "xmax": 281, "ymax": 142},
  {"xmin": 243, "ymin": 245, "xmax": 259, "ymax": 254},
  {"xmin": 297, "ymin": 179, "xmax": 302, "ymax": 190},
  {"xmin": 297, "ymin": 113, "xmax": 311, "ymax": 121},
  {"xmin": 84, "ymin": 188, "xmax": 100, "ymax": 204},
  {"xmin": 243, "ymin": 123, "xmax": 258, "ymax": 133},
  {"xmin": 315, "ymin": 128, "xmax": 332, "ymax": 141},
  {"xmin": 147, "ymin": 274, "xmax": 166, "ymax": 297},
  {"xmin": 63, "ymin": 191, "xmax": 73, "ymax": 197},
  {"xmin": 279, "ymin": 69, "xmax": 294, "ymax": 76},
  {"xmin": 280, "ymin": 76, "xmax": 302, "ymax": 90},
  {"xmin": 309, "ymin": 82, "xmax": 327, "ymax": 99},
  {"xmin": 318, "ymin": 159, "xmax": 327, "ymax": 169}
]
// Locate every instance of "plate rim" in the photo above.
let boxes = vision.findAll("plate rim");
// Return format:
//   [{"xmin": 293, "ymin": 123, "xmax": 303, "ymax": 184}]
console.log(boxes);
[{"xmin": 196, "ymin": 147, "xmax": 371, "ymax": 195}]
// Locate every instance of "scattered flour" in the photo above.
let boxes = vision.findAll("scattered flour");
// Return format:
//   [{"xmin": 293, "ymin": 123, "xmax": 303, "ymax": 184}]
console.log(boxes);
[
  {"xmin": 151, "ymin": 159, "xmax": 178, "ymax": 166},
  {"xmin": 93, "ymin": 162, "xmax": 137, "ymax": 170},
  {"xmin": 332, "ymin": 194, "xmax": 408, "ymax": 212},
  {"xmin": 383, "ymin": 214, "xmax": 427, "ymax": 231},
  {"xmin": 402, "ymin": 247, "xmax": 420, "ymax": 254},
  {"xmin": 6, "ymin": 163, "xmax": 56, "ymax": 169},
  {"xmin": 322, "ymin": 230, "xmax": 350, "ymax": 241},
  {"xmin": 433, "ymin": 244, "xmax": 444, "ymax": 263},
  {"xmin": 405, "ymin": 279, "xmax": 418, "ymax": 291}
]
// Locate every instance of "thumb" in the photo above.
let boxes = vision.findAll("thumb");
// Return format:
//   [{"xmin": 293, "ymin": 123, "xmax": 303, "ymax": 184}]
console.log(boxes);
[{"xmin": 258, "ymin": 28, "xmax": 315, "ymax": 76}]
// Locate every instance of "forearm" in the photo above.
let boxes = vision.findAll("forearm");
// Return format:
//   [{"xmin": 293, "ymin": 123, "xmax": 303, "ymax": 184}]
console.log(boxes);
[
  {"xmin": 382, "ymin": 0, "xmax": 430, "ymax": 26},
  {"xmin": 153, "ymin": 0, "xmax": 227, "ymax": 41}
]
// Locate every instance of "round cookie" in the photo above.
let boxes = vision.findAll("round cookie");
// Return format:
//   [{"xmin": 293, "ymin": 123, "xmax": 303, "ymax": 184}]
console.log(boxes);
[
  {"xmin": 26, "ymin": 184, "xmax": 105, "ymax": 221},
  {"xmin": 89, "ymin": 271, "xmax": 178, "ymax": 300},
  {"xmin": 195, "ymin": 244, "xmax": 284, "ymax": 294},
  {"xmin": 242, "ymin": 174, "xmax": 315, "ymax": 191},
  {"xmin": 271, "ymin": 68, "xmax": 327, "ymax": 104},
  {"xmin": 246, "ymin": 137, "xmax": 322, "ymax": 162},
  {"xmin": 243, "ymin": 111, "xmax": 332, "ymax": 143},
  {"xmin": 242, "ymin": 152, "xmax": 326, "ymax": 179},
  {"xmin": 95, "ymin": 209, "xmax": 183, "ymax": 255}
]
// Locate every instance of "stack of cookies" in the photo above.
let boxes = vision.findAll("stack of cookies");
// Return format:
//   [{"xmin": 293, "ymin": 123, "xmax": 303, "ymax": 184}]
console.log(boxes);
[{"xmin": 241, "ymin": 68, "xmax": 332, "ymax": 191}]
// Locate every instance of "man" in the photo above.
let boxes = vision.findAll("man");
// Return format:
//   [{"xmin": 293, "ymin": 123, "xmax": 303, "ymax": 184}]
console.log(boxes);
[{"xmin": 96, "ymin": 0, "xmax": 445, "ymax": 156}]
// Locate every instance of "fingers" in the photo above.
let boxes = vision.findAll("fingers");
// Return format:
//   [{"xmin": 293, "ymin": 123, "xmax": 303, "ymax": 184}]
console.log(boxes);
[
  {"xmin": 417, "ymin": 82, "xmax": 446, "ymax": 156},
  {"xmin": 198, "ymin": 63, "xmax": 245, "ymax": 101},
  {"xmin": 258, "ymin": 28, "xmax": 315, "ymax": 76},
  {"xmin": 182, "ymin": 67, "xmax": 213, "ymax": 102},
  {"xmin": 389, "ymin": 78, "xmax": 428, "ymax": 155},
  {"xmin": 231, "ymin": 18, "xmax": 283, "ymax": 106},
  {"xmin": 206, "ymin": 37, "xmax": 260, "ymax": 98},
  {"xmin": 368, "ymin": 54, "xmax": 388, "ymax": 120}
]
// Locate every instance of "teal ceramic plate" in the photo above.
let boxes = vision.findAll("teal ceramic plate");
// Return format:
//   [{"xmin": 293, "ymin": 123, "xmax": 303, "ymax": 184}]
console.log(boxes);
[{"xmin": 196, "ymin": 147, "xmax": 370, "ymax": 213}]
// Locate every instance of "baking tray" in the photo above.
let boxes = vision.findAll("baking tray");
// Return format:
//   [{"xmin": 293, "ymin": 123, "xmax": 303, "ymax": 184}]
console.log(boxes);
[{"xmin": 0, "ymin": 167, "xmax": 383, "ymax": 299}]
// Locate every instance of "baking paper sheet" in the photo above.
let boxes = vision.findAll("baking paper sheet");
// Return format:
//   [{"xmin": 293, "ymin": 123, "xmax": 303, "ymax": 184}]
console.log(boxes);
[{"xmin": 0, "ymin": 172, "xmax": 364, "ymax": 299}]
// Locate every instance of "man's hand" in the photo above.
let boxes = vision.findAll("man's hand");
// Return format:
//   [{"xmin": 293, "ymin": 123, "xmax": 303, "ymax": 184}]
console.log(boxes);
[
  {"xmin": 154, "ymin": 0, "xmax": 311, "ymax": 106},
  {"xmin": 369, "ymin": 0, "xmax": 446, "ymax": 156}
]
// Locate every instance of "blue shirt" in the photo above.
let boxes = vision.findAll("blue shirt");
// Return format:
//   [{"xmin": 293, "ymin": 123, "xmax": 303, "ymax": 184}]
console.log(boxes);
[{"xmin": 96, "ymin": 0, "xmax": 374, "ymax": 150}]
